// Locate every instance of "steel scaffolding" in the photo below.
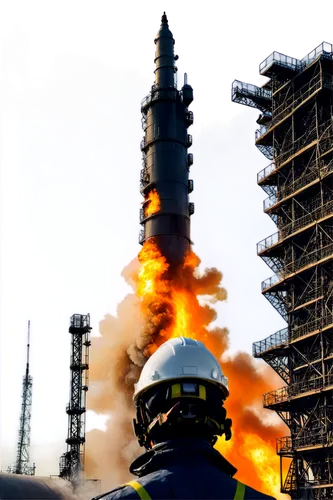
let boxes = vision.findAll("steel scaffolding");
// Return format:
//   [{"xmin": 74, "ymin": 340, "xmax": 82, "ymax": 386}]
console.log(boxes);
[
  {"xmin": 233, "ymin": 42, "xmax": 333, "ymax": 499},
  {"xmin": 59, "ymin": 314, "xmax": 91, "ymax": 488}
]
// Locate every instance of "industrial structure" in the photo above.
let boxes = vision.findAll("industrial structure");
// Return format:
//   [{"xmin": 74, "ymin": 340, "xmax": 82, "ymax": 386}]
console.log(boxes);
[
  {"xmin": 139, "ymin": 12, "xmax": 194, "ymax": 267},
  {"xmin": 8, "ymin": 321, "xmax": 36, "ymax": 475},
  {"xmin": 59, "ymin": 314, "xmax": 91, "ymax": 487},
  {"xmin": 232, "ymin": 43, "xmax": 333, "ymax": 499},
  {"xmin": 2, "ymin": 320, "xmax": 96, "ymax": 498}
]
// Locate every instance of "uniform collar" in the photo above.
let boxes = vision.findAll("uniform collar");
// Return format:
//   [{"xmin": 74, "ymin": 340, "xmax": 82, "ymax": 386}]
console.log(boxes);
[{"xmin": 130, "ymin": 438, "xmax": 237, "ymax": 478}]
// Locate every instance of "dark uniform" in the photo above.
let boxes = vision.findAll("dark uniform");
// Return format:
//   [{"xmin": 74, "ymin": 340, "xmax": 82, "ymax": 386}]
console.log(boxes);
[{"xmin": 93, "ymin": 438, "xmax": 275, "ymax": 500}]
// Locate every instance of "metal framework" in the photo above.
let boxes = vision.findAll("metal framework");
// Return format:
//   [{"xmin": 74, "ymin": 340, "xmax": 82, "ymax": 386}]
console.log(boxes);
[
  {"xmin": 59, "ymin": 314, "xmax": 91, "ymax": 488},
  {"xmin": 233, "ymin": 42, "xmax": 333, "ymax": 499},
  {"xmin": 8, "ymin": 321, "xmax": 36, "ymax": 475}
]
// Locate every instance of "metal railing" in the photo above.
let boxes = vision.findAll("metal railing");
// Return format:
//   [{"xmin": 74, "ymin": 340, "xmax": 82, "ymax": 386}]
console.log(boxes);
[
  {"xmin": 232, "ymin": 79, "xmax": 272, "ymax": 100},
  {"xmin": 262, "ymin": 274, "xmax": 281, "ymax": 291},
  {"xmin": 141, "ymin": 93, "xmax": 152, "ymax": 110},
  {"xmin": 301, "ymin": 42, "xmax": 333, "ymax": 66},
  {"xmin": 231, "ymin": 80, "xmax": 272, "ymax": 112},
  {"xmin": 257, "ymin": 161, "xmax": 276, "ymax": 183},
  {"xmin": 277, "ymin": 436, "xmax": 292, "ymax": 454},
  {"xmin": 259, "ymin": 115, "xmax": 316, "ymax": 164},
  {"xmin": 188, "ymin": 179, "xmax": 194, "ymax": 194},
  {"xmin": 259, "ymin": 51, "xmax": 302, "ymax": 75},
  {"xmin": 255, "ymin": 124, "xmax": 269, "ymax": 141},
  {"xmin": 252, "ymin": 304, "xmax": 333, "ymax": 357},
  {"xmin": 273, "ymin": 72, "xmax": 321, "ymax": 128},
  {"xmin": 139, "ymin": 168, "xmax": 149, "ymax": 182},
  {"xmin": 263, "ymin": 373, "xmax": 333, "ymax": 407},
  {"xmin": 264, "ymin": 385, "xmax": 289, "ymax": 406},
  {"xmin": 186, "ymin": 133, "xmax": 194, "ymax": 148},
  {"xmin": 140, "ymin": 168, "xmax": 150, "ymax": 191},
  {"xmin": 279, "ymin": 159, "xmax": 332, "ymax": 201},
  {"xmin": 262, "ymin": 242, "xmax": 333, "ymax": 291},
  {"xmin": 257, "ymin": 232, "xmax": 279, "ymax": 254},
  {"xmin": 277, "ymin": 432, "xmax": 333, "ymax": 454},
  {"xmin": 275, "ymin": 123, "xmax": 316, "ymax": 165},
  {"xmin": 142, "ymin": 87, "xmax": 172, "ymax": 110},
  {"xmin": 262, "ymin": 160, "xmax": 333, "ymax": 210},
  {"xmin": 139, "ymin": 230, "xmax": 145, "ymax": 244},
  {"xmin": 263, "ymin": 193, "xmax": 277, "ymax": 211},
  {"xmin": 66, "ymin": 404, "xmax": 86, "ymax": 414},
  {"xmin": 275, "ymin": 118, "xmax": 332, "ymax": 167},
  {"xmin": 140, "ymin": 138, "xmax": 146, "ymax": 151},
  {"xmin": 284, "ymin": 242, "xmax": 333, "ymax": 275},
  {"xmin": 253, "ymin": 327, "xmax": 288, "ymax": 357},
  {"xmin": 185, "ymin": 110, "xmax": 194, "ymax": 125},
  {"xmin": 187, "ymin": 153, "xmax": 193, "ymax": 167},
  {"xmin": 261, "ymin": 280, "xmax": 322, "ymax": 321},
  {"xmin": 290, "ymin": 313, "xmax": 333, "ymax": 342},
  {"xmin": 257, "ymin": 199, "xmax": 333, "ymax": 253}
]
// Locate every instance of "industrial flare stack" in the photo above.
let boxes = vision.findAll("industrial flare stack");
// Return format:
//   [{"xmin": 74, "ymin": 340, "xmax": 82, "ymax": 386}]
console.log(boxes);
[{"xmin": 139, "ymin": 12, "xmax": 194, "ymax": 266}]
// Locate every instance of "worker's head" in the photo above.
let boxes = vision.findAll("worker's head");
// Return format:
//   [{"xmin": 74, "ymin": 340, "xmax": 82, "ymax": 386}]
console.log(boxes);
[{"xmin": 133, "ymin": 337, "xmax": 232, "ymax": 449}]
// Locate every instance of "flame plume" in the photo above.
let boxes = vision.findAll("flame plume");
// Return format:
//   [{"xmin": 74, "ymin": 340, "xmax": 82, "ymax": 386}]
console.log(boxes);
[
  {"xmin": 86, "ymin": 240, "xmax": 288, "ymax": 499},
  {"xmin": 144, "ymin": 189, "xmax": 161, "ymax": 217}
]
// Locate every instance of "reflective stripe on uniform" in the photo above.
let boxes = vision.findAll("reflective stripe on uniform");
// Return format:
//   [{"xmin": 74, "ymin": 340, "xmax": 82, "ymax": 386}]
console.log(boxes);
[
  {"xmin": 124, "ymin": 478, "xmax": 246, "ymax": 500},
  {"xmin": 234, "ymin": 480, "xmax": 246, "ymax": 500},
  {"xmin": 124, "ymin": 480, "xmax": 152, "ymax": 500}
]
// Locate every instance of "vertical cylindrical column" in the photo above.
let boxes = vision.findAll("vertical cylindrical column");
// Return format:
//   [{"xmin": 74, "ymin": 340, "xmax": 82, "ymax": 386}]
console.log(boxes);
[
  {"xmin": 154, "ymin": 12, "xmax": 175, "ymax": 88},
  {"xmin": 140, "ymin": 13, "xmax": 194, "ymax": 267}
]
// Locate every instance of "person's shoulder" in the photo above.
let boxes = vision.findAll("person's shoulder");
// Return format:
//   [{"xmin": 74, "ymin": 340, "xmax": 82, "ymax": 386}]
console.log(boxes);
[
  {"xmin": 243, "ymin": 482, "xmax": 276, "ymax": 500},
  {"xmin": 92, "ymin": 484, "xmax": 140, "ymax": 500},
  {"xmin": 92, "ymin": 473, "xmax": 172, "ymax": 500},
  {"xmin": 214, "ymin": 474, "xmax": 275, "ymax": 500}
]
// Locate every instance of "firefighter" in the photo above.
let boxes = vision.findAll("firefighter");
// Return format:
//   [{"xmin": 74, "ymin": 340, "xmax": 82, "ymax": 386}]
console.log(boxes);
[{"xmin": 93, "ymin": 337, "xmax": 275, "ymax": 500}]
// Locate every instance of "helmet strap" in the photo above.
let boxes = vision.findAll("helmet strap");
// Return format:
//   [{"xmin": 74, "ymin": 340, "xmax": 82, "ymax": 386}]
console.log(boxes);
[{"xmin": 147, "ymin": 402, "xmax": 180, "ymax": 434}]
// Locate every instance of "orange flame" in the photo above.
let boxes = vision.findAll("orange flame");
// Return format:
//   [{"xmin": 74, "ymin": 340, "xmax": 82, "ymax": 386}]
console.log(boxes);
[
  {"xmin": 137, "ymin": 239, "xmax": 288, "ymax": 499},
  {"xmin": 217, "ymin": 434, "xmax": 289, "ymax": 500},
  {"xmin": 144, "ymin": 189, "xmax": 161, "ymax": 217},
  {"xmin": 138, "ymin": 240, "xmax": 169, "ymax": 297}
]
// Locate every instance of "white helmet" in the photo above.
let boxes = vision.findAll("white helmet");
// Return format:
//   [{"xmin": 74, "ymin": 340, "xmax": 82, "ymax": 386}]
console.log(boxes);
[{"xmin": 134, "ymin": 337, "xmax": 229, "ymax": 401}]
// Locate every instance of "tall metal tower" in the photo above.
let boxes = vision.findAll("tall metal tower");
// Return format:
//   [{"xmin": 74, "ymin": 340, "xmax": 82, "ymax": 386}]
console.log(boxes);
[
  {"xmin": 139, "ymin": 12, "xmax": 194, "ymax": 267},
  {"xmin": 8, "ymin": 321, "xmax": 36, "ymax": 475},
  {"xmin": 59, "ymin": 314, "xmax": 91, "ymax": 488},
  {"xmin": 232, "ymin": 43, "xmax": 333, "ymax": 499}
]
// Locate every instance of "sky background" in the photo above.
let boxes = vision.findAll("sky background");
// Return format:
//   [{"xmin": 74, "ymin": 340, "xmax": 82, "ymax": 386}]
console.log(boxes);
[{"xmin": 1, "ymin": 0, "xmax": 332, "ymax": 476}]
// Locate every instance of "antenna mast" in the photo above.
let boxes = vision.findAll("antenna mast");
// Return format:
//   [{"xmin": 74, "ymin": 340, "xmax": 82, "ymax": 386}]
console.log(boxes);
[{"xmin": 9, "ymin": 321, "xmax": 35, "ymax": 475}]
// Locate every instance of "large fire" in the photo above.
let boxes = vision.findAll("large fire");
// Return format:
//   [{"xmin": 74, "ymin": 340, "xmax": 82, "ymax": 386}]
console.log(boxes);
[
  {"xmin": 87, "ymin": 238, "xmax": 288, "ymax": 498},
  {"xmin": 135, "ymin": 239, "xmax": 288, "ymax": 499}
]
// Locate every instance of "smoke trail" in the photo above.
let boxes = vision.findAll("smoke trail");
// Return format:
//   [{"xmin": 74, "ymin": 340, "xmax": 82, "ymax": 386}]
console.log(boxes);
[{"xmin": 86, "ymin": 258, "xmax": 143, "ymax": 488}]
